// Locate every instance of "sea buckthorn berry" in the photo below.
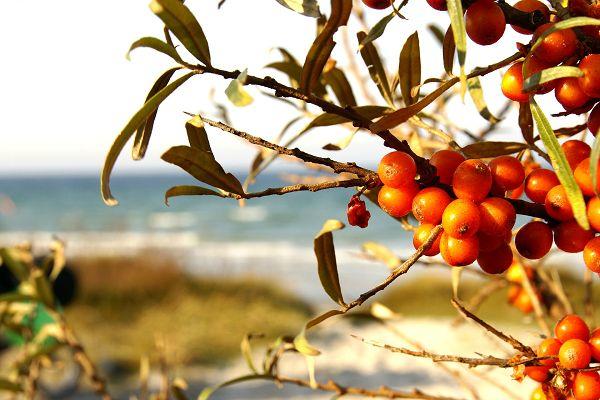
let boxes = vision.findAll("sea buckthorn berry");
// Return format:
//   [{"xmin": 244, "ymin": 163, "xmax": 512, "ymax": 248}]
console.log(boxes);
[
  {"xmin": 575, "ymin": 158, "xmax": 599, "ymax": 197},
  {"xmin": 511, "ymin": 0, "xmax": 550, "ymax": 35},
  {"xmin": 538, "ymin": 338, "xmax": 562, "ymax": 367},
  {"xmin": 412, "ymin": 187, "xmax": 452, "ymax": 224},
  {"xmin": 578, "ymin": 54, "xmax": 600, "ymax": 98},
  {"xmin": 556, "ymin": 78, "xmax": 592, "ymax": 111},
  {"xmin": 362, "ymin": 0, "xmax": 392, "ymax": 9},
  {"xmin": 513, "ymin": 288, "xmax": 535, "ymax": 313},
  {"xmin": 589, "ymin": 104, "xmax": 600, "ymax": 136},
  {"xmin": 555, "ymin": 314, "xmax": 591, "ymax": 342},
  {"xmin": 530, "ymin": 386, "xmax": 546, "ymax": 400},
  {"xmin": 502, "ymin": 62, "xmax": 529, "ymax": 102},
  {"xmin": 559, "ymin": 339, "xmax": 592, "ymax": 369},
  {"xmin": 378, "ymin": 151, "xmax": 417, "ymax": 188},
  {"xmin": 584, "ymin": 237, "xmax": 600, "ymax": 273},
  {"xmin": 545, "ymin": 185, "xmax": 574, "ymax": 221},
  {"xmin": 478, "ymin": 230, "xmax": 511, "ymax": 252},
  {"xmin": 478, "ymin": 197, "xmax": 516, "ymax": 236},
  {"xmin": 525, "ymin": 169, "xmax": 560, "ymax": 203},
  {"xmin": 515, "ymin": 221, "xmax": 553, "ymax": 259},
  {"xmin": 442, "ymin": 199, "xmax": 481, "ymax": 239},
  {"xmin": 452, "ymin": 159, "xmax": 492, "ymax": 202},
  {"xmin": 507, "ymin": 183, "xmax": 525, "ymax": 199},
  {"xmin": 562, "ymin": 140, "xmax": 592, "ymax": 170},
  {"xmin": 465, "ymin": 0, "xmax": 506, "ymax": 45},
  {"xmin": 533, "ymin": 23, "xmax": 578, "ymax": 65},
  {"xmin": 347, "ymin": 196, "xmax": 370, "ymax": 228},
  {"xmin": 378, "ymin": 182, "xmax": 420, "ymax": 218},
  {"xmin": 506, "ymin": 260, "xmax": 534, "ymax": 283},
  {"xmin": 440, "ymin": 233, "xmax": 479, "ymax": 266},
  {"xmin": 477, "ymin": 242, "xmax": 513, "ymax": 274},
  {"xmin": 554, "ymin": 220, "xmax": 595, "ymax": 253},
  {"xmin": 489, "ymin": 156, "xmax": 526, "ymax": 191},
  {"xmin": 507, "ymin": 284, "xmax": 521, "ymax": 303},
  {"xmin": 426, "ymin": 0, "xmax": 447, "ymax": 10},
  {"xmin": 573, "ymin": 371, "xmax": 600, "ymax": 400},
  {"xmin": 525, "ymin": 365, "xmax": 552, "ymax": 383},
  {"xmin": 523, "ymin": 55, "xmax": 555, "ymax": 94},
  {"xmin": 430, "ymin": 150, "xmax": 466, "ymax": 185},
  {"xmin": 589, "ymin": 329, "xmax": 600, "ymax": 362},
  {"xmin": 413, "ymin": 223, "xmax": 442, "ymax": 256},
  {"xmin": 587, "ymin": 197, "xmax": 600, "ymax": 231}
]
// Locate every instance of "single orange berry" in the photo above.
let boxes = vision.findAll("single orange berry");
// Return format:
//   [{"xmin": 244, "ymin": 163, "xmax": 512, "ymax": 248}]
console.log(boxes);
[
  {"xmin": 555, "ymin": 314, "xmax": 591, "ymax": 342},
  {"xmin": 412, "ymin": 187, "xmax": 452, "ymax": 224},
  {"xmin": 489, "ymin": 156, "xmax": 526, "ymax": 191},
  {"xmin": 589, "ymin": 329, "xmax": 600, "ymax": 362},
  {"xmin": 452, "ymin": 159, "xmax": 492, "ymax": 202},
  {"xmin": 413, "ymin": 224, "xmax": 442, "ymax": 256},
  {"xmin": 478, "ymin": 197, "xmax": 516, "ymax": 236},
  {"xmin": 513, "ymin": 288, "xmax": 535, "ymax": 313},
  {"xmin": 579, "ymin": 54, "xmax": 600, "ymax": 98},
  {"xmin": 588, "ymin": 104, "xmax": 600, "ymax": 136},
  {"xmin": 554, "ymin": 220, "xmax": 595, "ymax": 253},
  {"xmin": 515, "ymin": 221, "xmax": 554, "ymax": 259},
  {"xmin": 525, "ymin": 365, "xmax": 552, "ymax": 383},
  {"xmin": 575, "ymin": 158, "xmax": 600, "ymax": 197},
  {"xmin": 465, "ymin": 0, "xmax": 506, "ymax": 45},
  {"xmin": 555, "ymin": 78, "xmax": 592, "ymax": 111},
  {"xmin": 507, "ymin": 284, "xmax": 521, "ymax": 303},
  {"xmin": 506, "ymin": 260, "xmax": 535, "ymax": 283},
  {"xmin": 525, "ymin": 169, "xmax": 560, "ymax": 203},
  {"xmin": 545, "ymin": 185, "xmax": 574, "ymax": 221},
  {"xmin": 507, "ymin": 182, "xmax": 525, "ymax": 199},
  {"xmin": 562, "ymin": 140, "xmax": 592, "ymax": 170},
  {"xmin": 587, "ymin": 197, "xmax": 600, "ymax": 231},
  {"xmin": 583, "ymin": 237, "xmax": 600, "ymax": 273},
  {"xmin": 477, "ymin": 242, "xmax": 513, "ymax": 274},
  {"xmin": 523, "ymin": 55, "xmax": 555, "ymax": 94},
  {"xmin": 378, "ymin": 151, "xmax": 417, "ymax": 188},
  {"xmin": 502, "ymin": 62, "xmax": 529, "ymax": 102},
  {"xmin": 440, "ymin": 233, "xmax": 479, "ymax": 266},
  {"xmin": 377, "ymin": 182, "xmax": 420, "ymax": 218},
  {"xmin": 430, "ymin": 150, "xmax": 466, "ymax": 185},
  {"xmin": 559, "ymin": 338, "xmax": 592, "ymax": 369},
  {"xmin": 442, "ymin": 199, "xmax": 481, "ymax": 239},
  {"xmin": 511, "ymin": 0, "xmax": 550, "ymax": 34},
  {"xmin": 538, "ymin": 338, "xmax": 562, "ymax": 367},
  {"xmin": 573, "ymin": 371, "xmax": 600, "ymax": 400},
  {"xmin": 533, "ymin": 23, "xmax": 578, "ymax": 65},
  {"xmin": 478, "ymin": 229, "xmax": 511, "ymax": 252}
]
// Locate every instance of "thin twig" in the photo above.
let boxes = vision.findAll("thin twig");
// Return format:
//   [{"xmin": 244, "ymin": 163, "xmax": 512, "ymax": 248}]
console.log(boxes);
[{"xmin": 584, "ymin": 268, "xmax": 596, "ymax": 327}]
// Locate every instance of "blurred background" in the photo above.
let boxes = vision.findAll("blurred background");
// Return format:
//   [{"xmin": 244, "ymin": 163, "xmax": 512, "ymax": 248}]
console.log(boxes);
[{"xmin": 0, "ymin": 1, "xmax": 594, "ymax": 398}]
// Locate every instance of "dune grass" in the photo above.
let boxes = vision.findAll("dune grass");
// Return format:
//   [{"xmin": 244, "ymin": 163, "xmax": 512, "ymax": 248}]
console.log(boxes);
[{"xmin": 64, "ymin": 254, "xmax": 312, "ymax": 371}]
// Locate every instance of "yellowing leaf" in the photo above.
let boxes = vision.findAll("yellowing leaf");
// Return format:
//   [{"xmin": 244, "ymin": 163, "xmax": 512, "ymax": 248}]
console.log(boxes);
[
  {"xmin": 225, "ymin": 69, "xmax": 254, "ymax": 107},
  {"xmin": 314, "ymin": 219, "xmax": 345, "ymax": 306},
  {"xmin": 275, "ymin": 0, "xmax": 321, "ymax": 17}
]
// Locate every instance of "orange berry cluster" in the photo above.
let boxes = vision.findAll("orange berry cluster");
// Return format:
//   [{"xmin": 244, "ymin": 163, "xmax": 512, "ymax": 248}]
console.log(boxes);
[
  {"xmin": 506, "ymin": 261, "xmax": 540, "ymax": 314},
  {"xmin": 526, "ymin": 315, "xmax": 600, "ymax": 400},
  {"xmin": 377, "ymin": 149, "xmax": 522, "ymax": 273}
]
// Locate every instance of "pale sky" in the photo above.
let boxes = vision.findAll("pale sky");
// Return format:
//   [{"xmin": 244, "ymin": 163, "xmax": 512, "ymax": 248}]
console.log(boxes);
[{"xmin": 0, "ymin": 0, "xmax": 585, "ymax": 176}]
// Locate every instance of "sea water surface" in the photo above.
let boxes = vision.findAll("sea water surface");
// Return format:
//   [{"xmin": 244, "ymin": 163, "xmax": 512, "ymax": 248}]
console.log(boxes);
[{"xmin": 0, "ymin": 172, "xmax": 416, "ymax": 304}]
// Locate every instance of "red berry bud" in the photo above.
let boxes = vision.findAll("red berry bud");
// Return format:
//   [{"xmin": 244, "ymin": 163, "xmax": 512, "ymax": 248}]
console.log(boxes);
[{"xmin": 347, "ymin": 195, "xmax": 371, "ymax": 228}]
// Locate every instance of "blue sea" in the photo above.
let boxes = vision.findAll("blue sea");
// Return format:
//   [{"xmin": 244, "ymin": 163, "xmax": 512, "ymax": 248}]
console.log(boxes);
[{"xmin": 0, "ymin": 172, "xmax": 415, "ymax": 304}]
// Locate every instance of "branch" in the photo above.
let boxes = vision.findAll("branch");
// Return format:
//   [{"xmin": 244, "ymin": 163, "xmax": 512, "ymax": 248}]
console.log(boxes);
[
  {"xmin": 353, "ymin": 335, "xmax": 546, "ymax": 368},
  {"xmin": 451, "ymin": 298, "xmax": 536, "ymax": 357},
  {"xmin": 226, "ymin": 178, "xmax": 368, "ymax": 200}
]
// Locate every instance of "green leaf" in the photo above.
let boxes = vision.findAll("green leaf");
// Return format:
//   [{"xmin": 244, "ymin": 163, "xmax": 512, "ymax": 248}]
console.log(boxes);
[
  {"xmin": 186, "ymin": 115, "xmax": 212, "ymax": 151},
  {"xmin": 361, "ymin": 242, "xmax": 401, "ymax": 269},
  {"xmin": 359, "ymin": 12, "xmax": 395, "ymax": 50},
  {"xmin": 357, "ymin": 31, "xmax": 394, "ymax": 106},
  {"xmin": 399, "ymin": 31, "xmax": 421, "ymax": 106},
  {"xmin": 0, "ymin": 292, "xmax": 36, "ymax": 303},
  {"xmin": 161, "ymin": 146, "xmax": 244, "ymax": 195},
  {"xmin": 302, "ymin": 105, "xmax": 391, "ymax": 134},
  {"xmin": 322, "ymin": 67, "xmax": 356, "ymax": 107},
  {"xmin": 240, "ymin": 334, "xmax": 259, "ymax": 374},
  {"xmin": 314, "ymin": 219, "xmax": 345, "ymax": 306},
  {"xmin": 165, "ymin": 185, "xmax": 226, "ymax": 205},
  {"xmin": 32, "ymin": 270, "xmax": 54, "ymax": 308},
  {"xmin": 530, "ymin": 17, "xmax": 600, "ymax": 55},
  {"xmin": 149, "ymin": 0, "xmax": 211, "ymax": 66},
  {"xmin": 467, "ymin": 77, "xmax": 500, "ymax": 123},
  {"xmin": 126, "ymin": 36, "xmax": 183, "ymax": 63},
  {"xmin": 275, "ymin": 0, "xmax": 321, "ymax": 17},
  {"xmin": 591, "ymin": 136, "xmax": 600, "ymax": 196},
  {"xmin": 446, "ymin": 0, "xmax": 467, "ymax": 98},
  {"xmin": 519, "ymin": 101, "xmax": 534, "ymax": 145},
  {"xmin": 0, "ymin": 378, "xmax": 22, "ymax": 393},
  {"xmin": 293, "ymin": 326, "xmax": 321, "ymax": 356},
  {"xmin": 300, "ymin": 0, "xmax": 352, "ymax": 94},
  {"xmin": 323, "ymin": 129, "xmax": 357, "ymax": 151},
  {"xmin": 102, "ymin": 72, "xmax": 195, "ymax": 205},
  {"xmin": 0, "ymin": 248, "xmax": 29, "ymax": 282},
  {"xmin": 530, "ymin": 99, "xmax": 589, "ymax": 229},
  {"xmin": 427, "ymin": 24, "xmax": 445, "ymax": 45},
  {"xmin": 198, "ymin": 375, "xmax": 272, "ymax": 400},
  {"xmin": 523, "ymin": 66, "xmax": 584, "ymax": 92},
  {"xmin": 265, "ymin": 61, "xmax": 303, "ymax": 88},
  {"xmin": 225, "ymin": 69, "xmax": 254, "ymax": 107},
  {"xmin": 462, "ymin": 141, "xmax": 528, "ymax": 158},
  {"xmin": 132, "ymin": 67, "xmax": 182, "ymax": 160}
]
